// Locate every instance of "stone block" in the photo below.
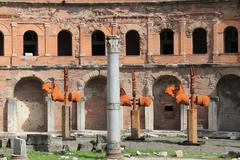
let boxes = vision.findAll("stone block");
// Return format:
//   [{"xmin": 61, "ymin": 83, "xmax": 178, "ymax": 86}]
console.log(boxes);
[
  {"xmin": 159, "ymin": 152, "xmax": 168, "ymax": 157},
  {"xmin": 175, "ymin": 150, "xmax": 183, "ymax": 158},
  {"xmin": 26, "ymin": 134, "xmax": 49, "ymax": 145},
  {"xmin": 13, "ymin": 137, "xmax": 27, "ymax": 157}
]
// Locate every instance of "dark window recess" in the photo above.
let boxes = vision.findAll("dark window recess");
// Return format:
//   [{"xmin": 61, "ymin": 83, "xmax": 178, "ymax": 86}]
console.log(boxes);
[
  {"xmin": 126, "ymin": 30, "xmax": 140, "ymax": 55},
  {"xmin": 0, "ymin": 32, "xmax": 4, "ymax": 56},
  {"xmin": 165, "ymin": 105, "xmax": 174, "ymax": 112},
  {"xmin": 193, "ymin": 28, "xmax": 207, "ymax": 54},
  {"xmin": 224, "ymin": 26, "xmax": 238, "ymax": 53},
  {"xmin": 24, "ymin": 31, "xmax": 38, "ymax": 56},
  {"xmin": 92, "ymin": 30, "xmax": 105, "ymax": 56},
  {"xmin": 58, "ymin": 30, "xmax": 72, "ymax": 56},
  {"xmin": 160, "ymin": 29, "xmax": 174, "ymax": 55}
]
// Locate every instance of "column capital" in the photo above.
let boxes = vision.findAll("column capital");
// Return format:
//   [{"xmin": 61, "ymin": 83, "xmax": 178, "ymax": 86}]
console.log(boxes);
[
  {"xmin": 212, "ymin": 18, "xmax": 220, "ymax": 24},
  {"xmin": 147, "ymin": 21, "xmax": 154, "ymax": 27},
  {"xmin": 78, "ymin": 23, "xmax": 86, "ymax": 28},
  {"xmin": 11, "ymin": 22, "xmax": 17, "ymax": 28},
  {"xmin": 107, "ymin": 36, "xmax": 120, "ymax": 54},
  {"xmin": 179, "ymin": 20, "xmax": 186, "ymax": 26},
  {"xmin": 44, "ymin": 23, "xmax": 50, "ymax": 28}
]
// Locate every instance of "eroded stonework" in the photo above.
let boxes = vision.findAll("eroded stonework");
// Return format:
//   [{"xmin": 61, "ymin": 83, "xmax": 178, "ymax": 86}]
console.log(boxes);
[{"xmin": 0, "ymin": 0, "xmax": 239, "ymax": 132}]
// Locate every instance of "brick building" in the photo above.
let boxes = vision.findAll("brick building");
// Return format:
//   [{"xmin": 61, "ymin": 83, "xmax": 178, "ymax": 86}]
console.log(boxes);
[{"xmin": 0, "ymin": 0, "xmax": 239, "ymax": 134}]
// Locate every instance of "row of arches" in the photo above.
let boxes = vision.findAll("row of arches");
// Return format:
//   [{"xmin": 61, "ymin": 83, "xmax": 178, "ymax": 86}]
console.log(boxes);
[
  {"xmin": 12, "ymin": 73, "xmax": 240, "ymax": 132},
  {"xmin": 92, "ymin": 26, "xmax": 238, "ymax": 55},
  {"xmin": 0, "ymin": 26, "xmax": 237, "ymax": 56}
]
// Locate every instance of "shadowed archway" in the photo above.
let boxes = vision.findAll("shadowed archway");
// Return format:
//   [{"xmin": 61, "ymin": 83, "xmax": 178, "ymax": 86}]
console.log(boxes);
[
  {"xmin": 84, "ymin": 76, "xmax": 107, "ymax": 130},
  {"xmin": 217, "ymin": 74, "xmax": 240, "ymax": 131},
  {"xmin": 153, "ymin": 75, "xmax": 181, "ymax": 130},
  {"xmin": 14, "ymin": 77, "xmax": 46, "ymax": 132}
]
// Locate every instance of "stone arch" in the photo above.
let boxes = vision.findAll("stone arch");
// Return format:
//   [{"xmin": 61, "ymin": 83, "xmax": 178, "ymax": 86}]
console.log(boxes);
[
  {"xmin": 84, "ymin": 76, "xmax": 107, "ymax": 130},
  {"xmin": 14, "ymin": 76, "xmax": 47, "ymax": 132},
  {"xmin": 153, "ymin": 75, "xmax": 181, "ymax": 130},
  {"xmin": 216, "ymin": 74, "xmax": 240, "ymax": 131}
]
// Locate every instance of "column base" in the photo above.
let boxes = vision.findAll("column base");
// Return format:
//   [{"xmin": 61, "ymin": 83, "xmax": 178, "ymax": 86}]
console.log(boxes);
[
  {"xmin": 106, "ymin": 151, "xmax": 123, "ymax": 160},
  {"xmin": 11, "ymin": 154, "xmax": 28, "ymax": 160}
]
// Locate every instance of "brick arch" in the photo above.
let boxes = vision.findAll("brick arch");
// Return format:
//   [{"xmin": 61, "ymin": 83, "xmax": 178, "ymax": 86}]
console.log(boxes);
[
  {"xmin": 186, "ymin": 21, "xmax": 211, "ymax": 38},
  {"xmin": 14, "ymin": 76, "xmax": 47, "ymax": 132},
  {"xmin": 120, "ymin": 24, "xmax": 145, "ymax": 35},
  {"xmin": 49, "ymin": 25, "xmax": 78, "ymax": 36},
  {"xmin": 152, "ymin": 75, "xmax": 182, "ymax": 130},
  {"xmin": 186, "ymin": 21, "xmax": 212, "ymax": 54},
  {"xmin": 17, "ymin": 24, "xmax": 44, "ymax": 36},
  {"xmin": 0, "ymin": 23, "xmax": 10, "ymax": 36},
  {"xmin": 120, "ymin": 24, "xmax": 145, "ymax": 56},
  {"xmin": 88, "ymin": 24, "xmax": 112, "ymax": 36}
]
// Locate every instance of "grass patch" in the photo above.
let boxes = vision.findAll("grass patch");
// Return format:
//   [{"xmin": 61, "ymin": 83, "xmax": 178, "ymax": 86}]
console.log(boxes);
[
  {"xmin": 27, "ymin": 149, "xmax": 229, "ymax": 160},
  {"xmin": 27, "ymin": 150, "xmax": 105, "ymax": 160}
]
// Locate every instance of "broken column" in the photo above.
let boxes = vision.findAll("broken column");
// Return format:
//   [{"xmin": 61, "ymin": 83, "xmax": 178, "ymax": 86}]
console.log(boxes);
[
  {"xmin": 46, "ymin": 96, "xmax": 55, "ymax": 132},
  {"xmin": 106, "ymin": 35, "xmax": 122, "ymax": 159},
  {"xmin": 208, "ymin": 96, "xmax": 219, "ymax": 131},
  {"xmin": 11, "ymin": 137, "xmax": 27, "ymax": 160},
  {"xmin": 76, "ymin": 97, "xmax": 86, "ymax": 131},
  {"xmin": 7, "ymin": 98, "xmax": 17, "ymax": 133}
]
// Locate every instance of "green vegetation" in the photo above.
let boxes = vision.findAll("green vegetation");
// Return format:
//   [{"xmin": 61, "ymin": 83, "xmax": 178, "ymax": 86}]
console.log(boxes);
[
  {"xmin": 27, "ymin": 150, "xmax": 105, "ymax": 160},
  {"xmin": 3, "ymin": 149, "xmax": 227, "ymax": 160}
]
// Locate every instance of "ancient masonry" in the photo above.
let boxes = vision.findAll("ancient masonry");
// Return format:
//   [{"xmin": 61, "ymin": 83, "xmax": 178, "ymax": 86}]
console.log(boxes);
[{"xmin": 0, "ymin": 0, "xmax": 239, "ymax": 133}]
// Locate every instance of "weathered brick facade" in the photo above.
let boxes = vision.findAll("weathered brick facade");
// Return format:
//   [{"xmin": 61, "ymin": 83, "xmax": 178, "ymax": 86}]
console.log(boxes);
[{"xmin": 0, "ymin": 0, "xmax": 239, "ymax": 133}]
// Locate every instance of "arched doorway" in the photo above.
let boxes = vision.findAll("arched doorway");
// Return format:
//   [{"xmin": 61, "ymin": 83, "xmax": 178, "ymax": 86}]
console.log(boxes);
[
  {"xmin": 153, "ymin": 75, "xmax": 181, "ymax": 130},
  {"xmin": 14, "ymin": 77, "xmax": 46, "ymax": 132},
  {"xmin": 217, "ymin": 74, "xmax": 240, "ymax": 131},
  {"xmin": 85, "ymin": 76, "xmax": 107, "ymax": 130}
]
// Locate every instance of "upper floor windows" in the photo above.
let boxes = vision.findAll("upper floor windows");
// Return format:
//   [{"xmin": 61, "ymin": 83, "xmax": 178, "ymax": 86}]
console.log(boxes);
[
  {"xmin": 92, "ymin": 30, "xmax": 105, "ymax": 56},
  {"xmin": 24, "ymin": 30, "xmax": 38, "ymax": 56},
  {"xmin": 58, "ymin": 30, "xmax": 72, "ymax": 56},
  {"xmin": 193, "ymin": 28, "xmax": 207, "ymax": 54},
  {"xmin": 224, "ymin": 26, "xmax": 238, "ymax": 53},
  {"xmin": 126, "ymin": 30, "xmax": 140, "ymax": 56},
  {"xmin": 160, "ymin": 29, "xmax": 174, "ymax": 55},
  {"xmin": 0, "ymin": 31, "xmax": 3, "ymax": 56}
]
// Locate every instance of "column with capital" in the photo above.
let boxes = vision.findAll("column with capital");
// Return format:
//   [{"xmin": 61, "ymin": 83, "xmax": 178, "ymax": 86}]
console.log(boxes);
[
  {"xmin": 179, "ymin": 20, "xmax": 186, "ymax": 56},
  {"xmin": 106, "ymin": 36, "xmax": 122, "ymax": 159},
  {"xmin": 11, "ymin": 22, "xmax": 17, "ymax": 57},
  {"xmin": 212, "ymin": 19, "xmax": 219, "ymax": 56},
  {"xmin": 44, "ymin": 23, "xmax": 50, "ymax": 56}
]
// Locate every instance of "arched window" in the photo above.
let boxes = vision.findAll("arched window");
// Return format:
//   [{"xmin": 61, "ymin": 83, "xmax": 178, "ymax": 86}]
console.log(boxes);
[
  {"xmin": 192, "ymin": 28, "xmax": 207, "ymax": 54},
  {"xmin": 160, "ymin": 29, "xmax": 174, "ymax": 55},
  {"xmin": 58, "ymin": 30, "xmax": 72, "ymax": 56},
  {"xmin": 24, "ymin": 31, "xmax": 38, "ymax": 56},
  {"xmin": 224, "ymin": 26, "xmax": 238, "ymax": 53},
  {"xmin": 92, "ymin": 30, "xmax": 105, "ymax": 56},
  {"xmin": 0, "ymin": 31, "xmax": 4, "ymax": 56},
  {"xmin": 126, "ymin": 30, "xmax": 140, "ymax": 55}
]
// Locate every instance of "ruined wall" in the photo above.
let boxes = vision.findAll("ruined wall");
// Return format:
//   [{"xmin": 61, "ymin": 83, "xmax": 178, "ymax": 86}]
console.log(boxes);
[
  {"xmin": 0, "ymin": 65, "xmax": 239, "ymax": 132},
  {"xmin": 0, "ymin": 0, "xmax": 238, "ymax": 132}
]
